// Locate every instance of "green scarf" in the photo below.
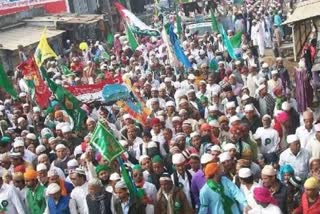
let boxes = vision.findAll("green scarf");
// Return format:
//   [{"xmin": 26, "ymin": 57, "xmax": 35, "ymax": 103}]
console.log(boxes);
[{"xmin": 207, "ymin": 179, "xmax": 234, "ymax": 214}]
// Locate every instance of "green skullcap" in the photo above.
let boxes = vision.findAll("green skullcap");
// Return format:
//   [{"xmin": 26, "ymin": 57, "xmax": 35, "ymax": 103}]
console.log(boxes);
[
  {"xmin": 152, "ymin": 155, "xmax": 163, "ymax": 163},
  {"xmin": 0, "ymin": 136, "xmax": 11, "ymax": 145},
  {"xmin": 132, "ymin": 164, "xmax": 142, "ymax": 171},
  {"xmin": 95, "ymin": 164, "xmax": 110, "ymax": 175}
]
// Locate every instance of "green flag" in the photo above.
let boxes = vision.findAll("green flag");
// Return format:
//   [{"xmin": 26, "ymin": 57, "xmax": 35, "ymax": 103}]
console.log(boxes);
[
  {"xmin": 106, "ymin": 33, "xmax": 114, "ymax": 46},
  {"xmin": 60, "ymin": 65, "xmax": 75, "ymax": 76},
  {"xmin": 219, "ymin": 24, "xmax": 237, "ymax": 59},
  {"xmin": 210, "ymin": 9, "xmax": 219, "ymax": 33},
  {"xmin": 90, "ymin": 122, "xmax": 125, "ymax": 162},
  {"xmin": 230, "ymin": 31, "xmax": 242, "ymax": 48},
  {"xmin": 41, "ymin": 67, "xmax": 86, "ymax": 130},
  {"xmin": 119, "ymin": 157, "xmax": 138, "ymax": 197},
  {"xmin": 125, "ymin": 24, "xmax": 139, "ymax": 51},
  {"xmin": 0, "ymin": 64, "xmax": 18, "ymax": 99},
  {"xmin": 101, "ymin": 51, "xmax": 110, "ymax": 61}
]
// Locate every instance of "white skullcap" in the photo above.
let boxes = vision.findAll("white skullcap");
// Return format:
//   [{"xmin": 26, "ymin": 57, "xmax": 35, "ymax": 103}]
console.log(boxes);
[
  {"xmin": 110, "ymin": 172, "xmax": 121, "ymax": 181},
  {"xmin": 211, "ymin": 145, "xmax": 222, "ymax": 153},
  {"xmin": 26, "ymin": 133, "xmax": 36, "ymax": 140},
  {"xmin": 187, "ymin": 89, "xmax": 195, "ymax": 94},
  {"xmin": 262, "ymin": 165, "xmax": 277, "ymax": 176},
  {"xmin": 281, "ymin": 101, "xmax": 291, "ymax": 111},
  {"xmin": 19, "ymin": 92, "xmax": 27, "ymax": 97},
  {"xmin": 241, "ymin": 94, "xmax": 250, "ymax": 101},
  {"xmin": 188, "ymin": 74, "xmax": 195, "ymax": 80},
  {"xmin": 55, "ymin": 123, "xmax": 65, "ymax": 131},
  {"xmin": 209, "ymin": 120, "xmax": 220, "ymax": 128},
  {"xmin": 229, "ymin": 115, "xmax": 240, "ymax": 124},
  {"xmin": 55, "ymin": 144, "xmax": 66, "ymax": 150},
  {"xmin": 219, "ymin": 152, "xmax": 231, "ymax": 163},
  {"xmin": 262, "ymin": 63, "xmax": 269, "ymax": 68},
  {"xmin": 251, "ymin": 63, "xmax": 257, "ymax": 68},
  {"xmin": 123, "ymin": 114, "xmax": 132, "ymax": 120},
  {"xmin": 36, "ymin": 163, "xmax": 47, "ymax": 172},
  {"xmin": 164, "ymin": 77, "xmax": 171, "ymax": 82},
  {"xmin": 235, "ymin": 60, "xmax": 241, "ymax": 65},
  {"xmin": 61, "ymin": 125, "xmax": 72, "ymax": 133},
  {"xmin": 223, "ymin": 143, "xmax": 236, "ymax": 151},
  {"xmin": 139, "ymin": 155, "xmax": 150, "ymax": 164},
  {"xmin": 271, "ymin": 70, "xmax": 278, "ymax": 75},
  {"xmin": 179, "ymin": 99, "xmax": 188, "ymax": 105},
  {"xmin": 239, "ymin": 168, "xmax": 252, "ymax": 178},
  {"xmin": 22, "ymin": 103, "xmax": 29, "ymax": 108},
  {"xmin": 244, "ymin": 104, "xmax": 255, "ymax": 112},
  {"xmin": 119, "ymin": 140, "xmax": 128, "ymax": 147},
  {"xmin": 190, "ymin": 132, "xmax": 200, "ymax": 138},
  {"xmin": 172, "ymin": 153, "xmax": 186, "ymax": 165},
  {"xmin": 67, "ymin": 159, "xmax": 79, "ymax": 168},
  {"xmin": 115, "ymin": 180, "xmax": 127, "ymax": 189},
  {"xmin": 225, "ymin": 101, "xmax": 236, "ymax": 109},
  {"xmin": 262, "ymin": 114, "xmax": 272, "ymax": 120},
  {"xmin": 172, "ymin": 116, "xmax": 181, "ymax": 122},
  {"xmin": 46, "ymin": 183, "xmax": 61, "ymax": 195},
  {"xmin": 257, "ymin": 84, "xmax": 266, "ymax": 92},
  {"xmin": 166, "ymin": 101, "xmax": 175, "ymax": 107},
  {"xmin": 200, "ymin": 153, "xmax": 214, "ymax": 164},
  {"xmin": 13, "ymin": 140, "xmax": 24, "ymax": 148},
  {"xmin": 17, "ymin": 117, "xmax": 25, "ymax": 124},
  {"xmin": 47, "ymin": 169, "xmax": 59, "ymax": 177},
  {"xmin": 199, "ymin": 49, "xmax": 205, "ymax": 55},
  {"xmin": 35, "ymin": 145, "xmax": 46, "ymax": 155},
  {"xmin": 287, "ymin": 134, "xmax": 299, "ymax": 144},
  {"xmin": 74, "ymin": 168, "xmax": 86, "ymax": 175}
]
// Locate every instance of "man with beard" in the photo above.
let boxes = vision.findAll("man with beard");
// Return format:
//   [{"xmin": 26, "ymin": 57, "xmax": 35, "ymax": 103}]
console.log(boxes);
[
  {"xmin": 86, "ymin": 178, "xmax": 114, "ymax": 214},
  {"xmin": 95, "ymin": 165, "xmax": 112, "ymax": 192}
]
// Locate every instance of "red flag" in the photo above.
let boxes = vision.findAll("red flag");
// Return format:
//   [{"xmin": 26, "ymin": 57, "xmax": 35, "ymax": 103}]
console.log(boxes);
[{"xmin": 17, "ymin": 58, "xmax": 52, "ymax": 108}]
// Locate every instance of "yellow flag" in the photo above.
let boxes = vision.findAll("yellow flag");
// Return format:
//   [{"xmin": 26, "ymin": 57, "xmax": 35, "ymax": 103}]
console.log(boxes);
[{"xmin": 34, "ymin": 29, "xmax": 57, "ymax": 67}]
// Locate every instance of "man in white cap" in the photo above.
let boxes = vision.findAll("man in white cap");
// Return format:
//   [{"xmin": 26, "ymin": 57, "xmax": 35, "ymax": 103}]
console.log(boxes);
[
  {"xmin": 254, "ymin": 114, "xmax": 280, "ymax": 155},
  {"xmin": 191, "ymin": 153, "xmax": 214, "ymax": 209},
  {"xmin": 267, "ymin": 70, "xmax": 282, "ymax": 94},
  {"xmin": 246, "ymin": 65, "xmax": 259, "ymax": 97},
  {"xmin": 171, "ymin": 153, "xmax": 194, "ymax": 208},
  {"xmin": 261, "ymin": 165, "xmax": 288, "ymax": 213},
  {"xmin": 45, "ymin": 183, "xmax": 71, "ymax": 213},
  {"xmin": 279, "ymin": 135, "xmax": 310, "ymax": 180},
  {"xmin": 13, "ymin": 139, "xmax": 37, "ymax": 164},
  {"xmin": 0, "ymin": 168, "xmax": 26, "ymax": 214},
  {"xmin": 257, "ymin": 84, "xmax": 275, "ymax": 117},
  {"xmin": 238, "ymin": 168, "xmax": 260, "ymax": 208},
  {"xmin": 69, "ymin": 168, "xmax": 89, "ymax": 214},
  {"xmin": 241, "ymin": 104, "xmax": 262, "ymax": 133},
  {"xmin": 295, "ymin": 110, "xmax": 315, "ymax": 148},
  {"xmin": 52, "ymin": 144, "xmax": 71, "ymax": 177},
  {"xmin": 306, "ymin": 123, "xmax": 320, "ymax": 159}
]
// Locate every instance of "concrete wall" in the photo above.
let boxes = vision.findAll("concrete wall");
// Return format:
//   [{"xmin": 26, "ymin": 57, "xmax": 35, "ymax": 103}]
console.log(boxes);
[{"xmin": 0, "ymin": 7, "xmax": 45, "ymax": 29}]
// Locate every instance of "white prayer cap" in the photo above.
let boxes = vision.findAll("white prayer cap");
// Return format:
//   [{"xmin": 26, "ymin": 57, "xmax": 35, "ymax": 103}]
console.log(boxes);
[
  {"xmin": 218, "ymin": 61, "xmax": 224, "ymax": 65},
  {"xmin": 0, "ymin": 105, "xmax": 5, "ymax": 111},
  {"xmin": 208, "ymin": 105, "xmax": 219, "ymax": 111},
  {"xmin": 287, "ymin": 134, "xmax": 299, "ymax": 144},
  {"xmin": 67, "ymin": 159, "xmax": 79, "ymax": 168},
  {"xmin": 172, "ymin": 116, "xmax": 181, "ymax": 122},
  {"xmin": 110, "ymin": 172, "xmax": 121, "ymax": 181},
  {"xmin": 239, "ymin": 168, "xmax": 252, "ymax": 178},
  {"xmin": 36, "ymin": 163, "xmax": 47, "ymax": 172},
  {"xmin": 13, "ymin": 140, "xmax": 24, "ymax": 148},
  {"xmin": 271, "ymin": 70, "xmax": 278, "ymax": 75},
  {"xmin": 199, "ymin": 49, "xmax": 205, "ymax": 55},
  {"xmin": 262, "ymin": 165, "xmax": 277, "ymax": 176},
  {"xmin": 223, "ymin": 143, "xmax": 236, "ymax": 151},
  {"xmin": 262, "ymin": 114, "xmax": 272, "ymax": 120},
  {"xmin": 188, "ymin": 74, "xmax": 196, "ymax": 80},
  {"xmin": 55, "ymin": 144, "xmax": 66, "ymax": 151},
  {"xmin": 19, "ymin": 92, "xmax": 27, "ymax": 98},
  {"xmin": 200, "ymin": 153, "xmax": 214, "ymax": 164},
  {"xmin": 209, "ymin": 120, "xmax": 220, "ymax": 128},
  {"xmin": 241, "ymin": 94, "xmax": 250, "ymax": 101},
  {"xmin": 276, "ymin": 57, "xmax": 283, "ymax": 61},
  {"xmin": 166, "ymin": 101, "xmax": 175, "ymax": 107},
  {"xmin": 17, "ymin": 117, "xmax": 25, "ymax": 124},
  {"xmin": 258, "ymin": 78, "xmax": 266, "ymax": 85},
  {"xmin": 211, "ymin": 145, "xmax": 222, "ymax": 153},
  {"xmin": 187, "ymin": 89, "xmax": 195, "ymax": 94},
  {"xmin": 115, "ymin": 180, "xmax": 127, "ymax": 189},
  {"xmin": 235, "ymin": 60, "xmax": 241, "ymax": 65},
  {"xmin": 219, "ymin": 152, "xmax": 232, "ymax": 163},
  {"xmin": 315, "ymin": 123, "xmax": 320, "ymax": 132},
  {"xmin": 262, "ymin": 63, "xmax": 269, "ymax": 68},
  {"xmin": 164, "ymin": 77, "xmax": 172, "ymax": 82},
  {"xmin": 47, "ymin": 169, "xmax": 59, "ymax": 177},
  {"xmin": 22, "ymin": 103, "xmax": 29, "ymax": 108},
  {"xmin": 35, "ymin": 145, "xmax": 46, "ymax": 155},
  {"xmin": 281, "ymin": 101, "xmax": 291, "ymax": 111},
  {"xmin": 26, "ymin": 133, "xmax": 36, "ymax": 140},
  {"xmin": 172, "ymin": 153, "xmax": 186, "ymax": 165},
  {"xmin": 257, "ymin": 84, "xmax": 266, "ymax": 92},
  {"xmin": 229, "ymin": 115, "xmax": 240, "ymax": 124},
  {"xmin": 190, "ymin": 132, "xmax": 200, "ymax": 138},
  {"xmin": 251, "ymin": 63, "xmax": 257, "ymax": 68},
  {"xmin": 74, "ymin": 168, "xmax": 86, "ymax": 175},
  {"xmin": 225, "ymin": 101, "xmax": 236, "ymax": 109},
  {"xmin": 46, "ymin": 183, "xmax": 61, "ymax": 195},
  {"xmin": 33, "ymin": 106, "xmax": 40, "ymax": 113},
  {"xmin": 55, "ymin": 123, "xmax": 65, "ymax": 131},
  {"xmin": 123, "ymin": 114, "xmax": 132, "ymax": 120},
  {"xmin": 139, "ymin": 155, "xmax": 150, "ymax": 164},
  {"xmin": 151, "ymin": 87, "xmax": 158, "ymax": 91},
  {"xmin": 61, "ymin": 125, "xmax": 72, "ymax": 133},
  {"xmin": 244, "ymin": 104, "xmax": 255, "ymax": 112},
  {"xmin": 119, "ymin": 140, "xmax": 128, "ymax": 147}
]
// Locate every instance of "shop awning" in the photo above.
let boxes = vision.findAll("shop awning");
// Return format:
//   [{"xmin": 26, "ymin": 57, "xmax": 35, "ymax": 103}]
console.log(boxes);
[{"xmin": 283, "ymin": 0, "xmax": 320, "ymax": 25}]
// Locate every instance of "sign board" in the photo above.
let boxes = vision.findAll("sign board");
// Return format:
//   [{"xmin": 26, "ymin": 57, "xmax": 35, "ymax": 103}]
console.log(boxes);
[{"xmin": 0, "ymin": 0, "xmax": 67, "ymax": 15}]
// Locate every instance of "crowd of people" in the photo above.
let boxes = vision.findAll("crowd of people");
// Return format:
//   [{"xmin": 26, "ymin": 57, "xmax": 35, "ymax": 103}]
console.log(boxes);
[{"xmin": 1, "ymin": 0, "xmax": 320, "ymax": 214}]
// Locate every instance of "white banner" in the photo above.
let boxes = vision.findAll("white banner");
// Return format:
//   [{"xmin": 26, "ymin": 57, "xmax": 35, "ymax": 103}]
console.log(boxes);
[{"xmin": 0, "ymin": 0, "xmax": 61, "ymax": 9}]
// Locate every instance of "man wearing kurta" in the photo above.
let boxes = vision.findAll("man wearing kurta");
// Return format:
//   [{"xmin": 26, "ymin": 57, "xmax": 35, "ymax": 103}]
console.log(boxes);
[
  {"xmin": 24, "ymin": 169, "xmax": 46, "ymax": 214},
  {"xmin": 199, "ymin": 162, "xmax": 248, "ymax": 214}
]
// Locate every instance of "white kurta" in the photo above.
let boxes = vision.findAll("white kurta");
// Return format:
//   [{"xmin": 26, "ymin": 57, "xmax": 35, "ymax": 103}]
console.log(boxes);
[
  {"xmin": 0, "ymin": 183, "xmax": 26, "ymax": 214},
  {"xmin": 70, "ymin": 182, "xmax": 89, "ymax": 214},
  {"xmin": 248, "ymin": 204, "xmax": 282, "ymax": 214},
  {"xmin": 240, "ymin": 182, "xmax": 261, "ymax": 208},
  {"xmin": 254, "ymin": 127, "xmax": 280, "ymax": 154},
  {"xmin": 306, "ymin": 135, "xmax": 320, "ymax": 159}
]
